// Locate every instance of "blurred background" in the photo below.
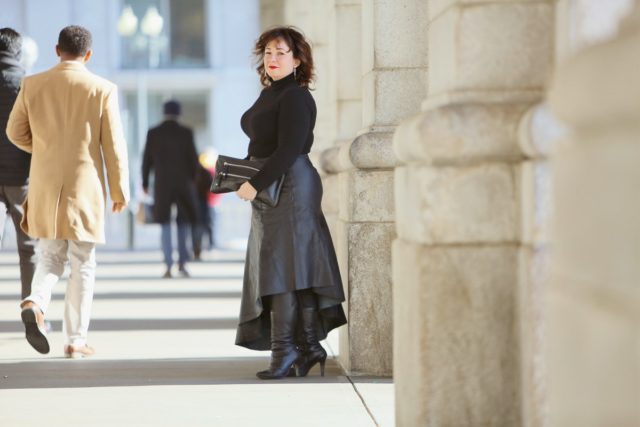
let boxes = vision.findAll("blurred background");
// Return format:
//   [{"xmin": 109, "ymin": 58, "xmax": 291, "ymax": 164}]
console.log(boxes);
[{"xmin": 1, "ymin": 0, "xmax": 261, "ymax": 249}]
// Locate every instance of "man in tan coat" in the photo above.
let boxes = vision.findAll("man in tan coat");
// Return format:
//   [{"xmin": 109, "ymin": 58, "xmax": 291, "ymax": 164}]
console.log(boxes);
[{"xmin": 6, "ymin": 25, "xmax": 129, "ymax": 358}]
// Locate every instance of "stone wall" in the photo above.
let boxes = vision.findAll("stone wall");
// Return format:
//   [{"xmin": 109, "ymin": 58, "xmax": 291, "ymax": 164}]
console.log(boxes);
[
  {"xmin": 393, "ymin": 1, "xmax": 554, "ymax": 425},
  {"xmin": 546, "ymin": 0, "xmax": 640, "ymax": 425}
]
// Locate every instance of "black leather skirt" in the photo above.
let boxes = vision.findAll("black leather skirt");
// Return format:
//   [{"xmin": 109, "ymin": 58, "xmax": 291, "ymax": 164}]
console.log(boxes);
[{"xmin": 235, "ymin": 155, "xmax": 347, "ymax": 350}]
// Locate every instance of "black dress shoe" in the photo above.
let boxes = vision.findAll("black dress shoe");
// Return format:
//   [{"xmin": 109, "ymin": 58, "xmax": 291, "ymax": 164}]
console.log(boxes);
[{"xmin": 21, "ymin": 307, "xmax": 50, "ymax": 354}]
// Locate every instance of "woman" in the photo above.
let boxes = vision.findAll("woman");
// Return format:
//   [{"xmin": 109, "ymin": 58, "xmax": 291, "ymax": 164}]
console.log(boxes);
[{"xmin": 235, "ymin": 27, "xmax": 347, "ymax": 380}]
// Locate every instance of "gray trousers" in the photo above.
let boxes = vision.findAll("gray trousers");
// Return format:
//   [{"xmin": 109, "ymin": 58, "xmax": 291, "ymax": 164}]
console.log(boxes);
[{"xmin": 0, "ymin": 184, "xmax": 37, "ymax": 298}]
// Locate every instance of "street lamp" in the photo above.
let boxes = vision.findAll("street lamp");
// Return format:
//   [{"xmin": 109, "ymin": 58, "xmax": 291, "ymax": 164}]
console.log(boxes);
[
  {"xmin": 117, "ymin": 4, "xmax": 165, "ymax": 248},
  {"xmin": 117, "ymin": 5, "xmax": 164, "ymax": 68},
  {"xmin": 117, "ymin": 6, "xmax": 138, "ymax": 37},
  {"xmin": 140, "ymin": 6, "xmax": 163, "ymax": 68},
  {"xmin": 140, "ymin": 6, "xmax": 163, "ymax": 37}
]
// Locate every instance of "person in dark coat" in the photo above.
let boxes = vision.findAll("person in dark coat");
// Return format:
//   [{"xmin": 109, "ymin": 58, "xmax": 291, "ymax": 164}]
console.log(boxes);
[
  {"xmin": 0, "ymin": 28, "xmax": 37, "ymax": 300},
  {"xmin": 235, "ymin": 27, "xmax": 347, "ymax": 379},
  {"xmin": 142, "ymin": 100, "xmax": 198, "ymax": 278}
]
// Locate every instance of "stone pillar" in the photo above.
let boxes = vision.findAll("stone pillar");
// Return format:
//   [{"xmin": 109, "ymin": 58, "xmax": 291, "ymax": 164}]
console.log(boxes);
[
  {"xmin": 318, "ymin": 0, "xmax": 362, "ymax": 336},
  {"xmin": 393, "ymin": 1, "xmax": 554, "ymax": 425},
  {"xmin": 517, "ymin": 102, "xmax": 564, "ymax": 427},
  {"xmin": 326, "ymin": 0, "xmax": 428, "ymax": 376},
  {"xmin": 260, "ymin": 0, "xmax": 284, "ymax": 29},
  {"xmin": 546, "ymin": 1, "xmax": 640, "ymax": 425}
]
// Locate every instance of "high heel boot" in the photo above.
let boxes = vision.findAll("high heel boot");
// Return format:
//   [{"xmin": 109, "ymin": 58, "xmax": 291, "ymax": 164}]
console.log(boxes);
[
  {"xmin": 256, "ymin": 296, "xmax": 301, "ymax": 380},
  {"xmin": 296, "ymin": 307, "xmax": 327, "ymax": 377}
]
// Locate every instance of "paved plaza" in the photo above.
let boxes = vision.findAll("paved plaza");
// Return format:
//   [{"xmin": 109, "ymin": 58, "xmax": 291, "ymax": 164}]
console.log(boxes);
[{"xmin": 0, "ymin": 249, "xmax": 393, "ymax": 427}]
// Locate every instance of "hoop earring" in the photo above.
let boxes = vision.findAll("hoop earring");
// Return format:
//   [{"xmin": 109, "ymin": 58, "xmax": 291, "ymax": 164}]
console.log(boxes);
[{"xmin": 293, "ymin": 67, "xmax": 297, "ymax": 79}]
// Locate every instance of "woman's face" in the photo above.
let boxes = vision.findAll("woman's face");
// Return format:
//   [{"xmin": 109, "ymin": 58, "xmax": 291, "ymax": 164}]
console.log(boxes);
[{"xmin": 263, "ymin": 38, "xmax": 300, "ymax": 81}]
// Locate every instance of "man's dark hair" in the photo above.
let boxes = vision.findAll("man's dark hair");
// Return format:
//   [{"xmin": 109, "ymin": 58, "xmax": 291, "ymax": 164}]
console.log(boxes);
[
  {"xmin": 0, "ymin": 28, "xmax": 23, "ymax": 58},
  {"xmin": 58, "ymin": 25, "xmax": 92, "ymax": 56}
]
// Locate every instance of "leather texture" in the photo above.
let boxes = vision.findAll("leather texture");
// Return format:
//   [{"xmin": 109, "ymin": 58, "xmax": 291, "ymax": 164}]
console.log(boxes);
[
  {"xmin": 21, "ymin": 306, "xmax": 49, "ymax": 354},
  {"xmin": 296, "ymin": 307, "xmax": 328, "ymax": 377},
  {"xmin": 211, "ymin": 155, "xmax": 284, "ymax": 207},
  {"xmin": 235, "ymin": 155, "xmax": 347, "ymax": 350},
  {"xmin": 256, "ymin": 292, "xmax": 301, "ymax": 379}
]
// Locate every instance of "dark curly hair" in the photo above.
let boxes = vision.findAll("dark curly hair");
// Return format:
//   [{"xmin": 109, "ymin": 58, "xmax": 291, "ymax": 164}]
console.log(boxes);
[
  {"xmin": 254, "ymin": 26, "xmax": 314, "ymax": 88},
  {"xmin": 58, "ymin": 25, "xmax": 92, "ymax": 56}
]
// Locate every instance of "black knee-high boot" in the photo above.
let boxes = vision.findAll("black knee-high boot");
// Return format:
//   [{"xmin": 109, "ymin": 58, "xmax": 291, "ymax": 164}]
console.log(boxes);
[
  {"xmin": 294, "ymin": 289, "xmax": 327, "ymax": 377},
  {"xmin": 256, "ymin": 292, "xmax": 301, "ymax": 380},
  {"xmin": 296, "ymin": 307, "xmax": 327, "ymax": 377}
]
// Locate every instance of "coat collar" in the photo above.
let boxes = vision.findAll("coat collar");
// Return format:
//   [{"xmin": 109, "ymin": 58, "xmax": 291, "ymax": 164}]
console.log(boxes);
[{"xmin": 54, "ymin": 60, "xmax": 88, "ymax": 72}]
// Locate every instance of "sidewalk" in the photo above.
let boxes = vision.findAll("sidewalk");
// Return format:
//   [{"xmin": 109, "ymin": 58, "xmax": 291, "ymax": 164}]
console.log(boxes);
[{"xmin": 0, "ymin": 249, "xmax": 393, "ymax": 427}]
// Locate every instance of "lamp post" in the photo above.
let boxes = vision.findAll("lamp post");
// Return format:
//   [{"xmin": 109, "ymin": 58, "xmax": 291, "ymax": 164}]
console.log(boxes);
[
  {"xmin": 117, "ymin": 5, "xmax": 164, "ymax": 68},
  {"xmin": 140, "ymin": 6, "xmax": 164, "ymax": 68},
  {"xmin": 117, "ymin": 4, "xmax": 164, "ymax": 156},
  {"xmin": 117, "ymin": 5, "xmax": 164, "ymax": 249}
]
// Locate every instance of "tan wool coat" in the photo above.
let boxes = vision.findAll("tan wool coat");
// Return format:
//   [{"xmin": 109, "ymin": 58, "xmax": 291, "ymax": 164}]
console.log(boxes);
[{"xmin": 6, "ymin": 61, "xmax": 129, "ymax": 243}]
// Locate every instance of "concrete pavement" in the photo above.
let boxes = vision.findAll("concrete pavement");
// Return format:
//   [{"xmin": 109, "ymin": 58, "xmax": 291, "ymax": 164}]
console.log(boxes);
[{"xmin": 0, "ymin": 249, "xmax": 393, "ymax": 427}]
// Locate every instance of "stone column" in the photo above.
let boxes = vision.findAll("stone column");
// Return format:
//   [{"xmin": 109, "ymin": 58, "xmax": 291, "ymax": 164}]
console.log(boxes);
[
  {"xmin": 327, "ymin": 0, "xmax": 428, "ymax": 376},
  {"xmin": 318, "ymin": 0, "xmax": 362, "ymax": 306},
  {"xmin": 393, "ymin": 1, "xmax": 554, "ymax": 425},
  {"xmin": 546, "ymin": 2, "xmax": 640, "ymax": 425},
  {"xmin": 517, "ymin": 102, "xmax": 564, "ymax": 427},
  {"xmin": 260, "ymin": 0, "xmax": 284, "ymax": 29}
]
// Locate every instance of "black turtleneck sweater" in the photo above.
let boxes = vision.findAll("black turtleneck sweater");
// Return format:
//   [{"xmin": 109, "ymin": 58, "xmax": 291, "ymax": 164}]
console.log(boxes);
[{"xmin": 241, "ymin": 72, "xmax": 316, "ymax": 191}]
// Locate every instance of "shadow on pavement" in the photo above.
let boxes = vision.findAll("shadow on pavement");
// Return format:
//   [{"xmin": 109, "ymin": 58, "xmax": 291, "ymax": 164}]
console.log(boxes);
[
  {"xmin": 0, "ymin": 259, "xmax": 244, "ymax": 267},
  {"xmin": 0, "ymin": 275, "xmax": 243, "ymax": 282},
  {"xmin": 0, "ymin": 357, "xmax": 345, "ymax": 389},
  {"xmin": 0, "ymin": 318, "xmax": 239, "ymax": 333},
  {"xmin": 0, "ymin": 291, "xmax": 242, "ymax": 302}
]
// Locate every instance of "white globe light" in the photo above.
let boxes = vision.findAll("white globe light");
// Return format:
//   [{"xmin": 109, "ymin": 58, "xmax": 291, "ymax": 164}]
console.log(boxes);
[
  {"xmin": 117, "ymin": 6, "xmax": 138, "ymax": 37},
  {"xmin": 141, "ymin": 6, "xmax": 164, "ymax": 37}
]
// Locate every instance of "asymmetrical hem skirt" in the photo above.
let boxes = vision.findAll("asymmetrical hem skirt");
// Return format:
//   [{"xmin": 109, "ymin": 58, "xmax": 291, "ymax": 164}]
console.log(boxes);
[{"xmin": 235, "ymin": 155, "xmax": 347, "ymax": 351}]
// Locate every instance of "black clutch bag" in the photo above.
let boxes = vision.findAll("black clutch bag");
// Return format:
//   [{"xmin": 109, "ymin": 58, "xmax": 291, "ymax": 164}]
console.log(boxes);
[{"xmin": 210, "ymin": 155, "xmax": 285, "ymax": 207}]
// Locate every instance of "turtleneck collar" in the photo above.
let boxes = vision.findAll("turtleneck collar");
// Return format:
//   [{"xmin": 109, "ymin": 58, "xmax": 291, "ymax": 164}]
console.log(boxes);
[{"xmin": 270, "ymin": 71, "xmax": 297, "ymax": 91}]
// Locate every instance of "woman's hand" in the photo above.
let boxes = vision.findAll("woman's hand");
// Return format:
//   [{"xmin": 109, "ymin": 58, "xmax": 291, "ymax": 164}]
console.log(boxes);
[{"xmin": 236, "ymin": 181, "xmax": 257, "ymax": 201}]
